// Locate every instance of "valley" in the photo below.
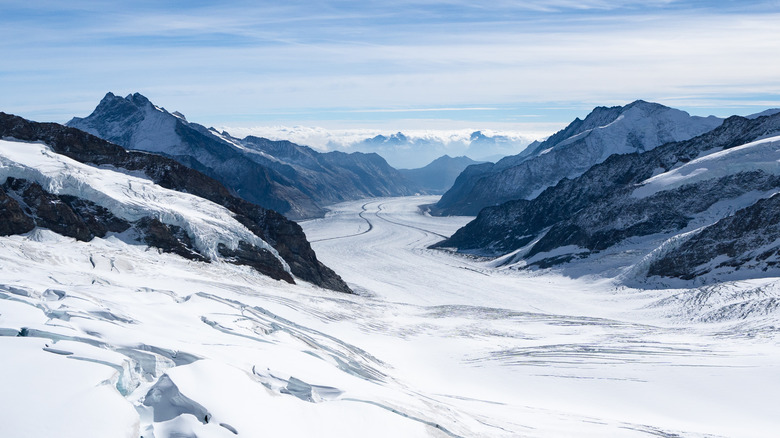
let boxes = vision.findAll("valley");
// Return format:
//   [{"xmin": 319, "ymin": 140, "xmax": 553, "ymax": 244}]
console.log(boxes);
[
  {"xmin": 2, "ymin": 194, "xmax": 779, "ymax": 437},
  {"xmin": 303, "ymin": 197, "xmax": 780, "ymax": 438}
]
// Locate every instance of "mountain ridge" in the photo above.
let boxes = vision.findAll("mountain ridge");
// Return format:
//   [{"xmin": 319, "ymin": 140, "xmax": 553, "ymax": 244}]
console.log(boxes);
[
  {"xmin": 1, "ymin": 112, "xmax": 352, "ymax": 293},
  {"xmin": 68, "ymin": 93, "xmax": 419, "ymax": 220},
  {"xmin": 431, "ymin": 100, "xmax": 723, "ymax": 216},
  {"xmin": 399, "ymin": 155, "xmax": 484, "ymax": 194},
  {"xmin": 433, "ymin": 111, "xmax": 780, "ymax": 284}
]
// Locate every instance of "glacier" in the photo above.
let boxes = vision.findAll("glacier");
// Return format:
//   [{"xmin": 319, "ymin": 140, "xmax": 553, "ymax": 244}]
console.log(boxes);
[{"xmin": 3, "ymin": 192, "xmax": 778, "ymax": 437}]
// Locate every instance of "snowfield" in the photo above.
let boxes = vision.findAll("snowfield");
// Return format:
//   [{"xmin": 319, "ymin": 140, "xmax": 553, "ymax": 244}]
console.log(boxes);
[
  {"xmin": 633, "ymin": 134, "xmax": 780, "ymax": 198},
  {"xmin": 1, "ymin": 192, "xmax": 779, "ymax": 437}
]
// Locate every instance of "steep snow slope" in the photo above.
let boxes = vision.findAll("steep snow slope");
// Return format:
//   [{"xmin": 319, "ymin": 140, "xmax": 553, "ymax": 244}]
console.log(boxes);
[
  {"xmin": 433, "ymin": 100, "xmax": 722, "ymax": 216},
  {"xmin": 633, "ymin": 135, "xmax": 780, "ymax": 198},
  {"xmin": 0, "ymin": 139, "xmax": 284, "ymax": 265}
]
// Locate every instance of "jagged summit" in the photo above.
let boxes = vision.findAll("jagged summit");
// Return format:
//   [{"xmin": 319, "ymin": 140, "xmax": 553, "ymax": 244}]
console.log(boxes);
[
  {"xmin": 68, "ymin": 92, "xmax": 420, "ymax": 220},
  {"xmin": 431, "ymin": 100, "xmax": 723, "ymax": 216}
]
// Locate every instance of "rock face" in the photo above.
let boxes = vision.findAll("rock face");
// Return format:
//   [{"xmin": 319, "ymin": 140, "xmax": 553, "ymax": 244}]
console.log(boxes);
[
  {"xmin": 0, "ymin": 112, "xmax": 351, "ymax": 293},
  {"xmin": 434, "ymin": 111, "xmax": 780, "ymax": 283},
  {"xmin": 67, "ymin": 93, "xmax": 419, "ymax": 219},
  {"xmin": 431, "ymin": 100, "xmax": 723, "ymax": 216},
  {"xmin": 399, "ymin": 155, "xmax": 484, "ymax": 194},
  {"xmin": 648, "ymin": 194, "xmax": 780, "ymax": 280},
  {"xmin": 1, "ymin": 177, "xmax": 131, "ymax": 242}
]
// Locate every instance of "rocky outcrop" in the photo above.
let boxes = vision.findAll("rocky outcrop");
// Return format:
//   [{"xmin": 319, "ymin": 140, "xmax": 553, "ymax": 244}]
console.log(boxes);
[
  {"xmin": 1, "ymin": 177, "xmax": 131, "ymax": 241},
  {"xmin": 648, "ymin": 194, "xmax": 780, "ymax": 280},
  {"xmin": 434, "ymin": 111, "xmax": 780, "ymax": 282},
  {"xmin": 67, "ymin": 93, "xmax": 419, "ymax": 219},
  {"xmin": 218, "ymin": 241, "xmax": 293, "ymax": 284},
  {"xmin": 135, "ymin": 217, "xmax": 210, "ymax": 264},
  {"xmin": 0, "ymin": 112, "xmax": 350, "ymax": 293},
  {"xmin": 431, "ymin": 100, "xmax": 723, "ymax": 216},
  {"xmin": 0, "ymin": 185, "xmax": 35, "ymax": 235}
]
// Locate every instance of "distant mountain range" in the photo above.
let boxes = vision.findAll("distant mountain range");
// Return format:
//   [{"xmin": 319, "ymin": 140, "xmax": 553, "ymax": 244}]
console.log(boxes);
[
  {"xmin": 398, "ymin": 155, "xmax": 484, "ymax": 194},
  {"xmin": 68, "ymin": 93, "xmax": 419, "ymax": 220},
  {"xmin": 434, "ymin": 110, "xmax": 780, "ymax": 284},
  {"xmin": 348, "ymin": 130, "xmax": 532, "ymax": 169},
  {"xmin": 431, "ymin": 100, "xmax": 723, "ymax": 216},
  {"xmin": 0, "ymin": 112, "xmax": 351, "ymax": 293}
]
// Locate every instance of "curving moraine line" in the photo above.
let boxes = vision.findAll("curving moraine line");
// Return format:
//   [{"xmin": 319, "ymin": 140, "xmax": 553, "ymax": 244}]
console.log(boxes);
[
  {"xmin": 373, "ymin": 203, "xmax": 449, "ymax": 239},
  {"xmin": 309, "ymin": 202, "xmax": 375, "ymax": 243}
]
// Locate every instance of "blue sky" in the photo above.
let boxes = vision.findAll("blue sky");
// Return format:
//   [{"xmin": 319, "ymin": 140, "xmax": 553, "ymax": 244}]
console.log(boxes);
[{"xmin": 2, "ymin": 0, "xmax": 780, "ymax": 136}]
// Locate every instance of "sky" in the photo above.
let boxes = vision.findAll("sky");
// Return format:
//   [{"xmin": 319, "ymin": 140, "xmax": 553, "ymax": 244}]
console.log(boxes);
[{"xmin": 2, "ymin": 0, "xmax": 780, "ymax": 144}]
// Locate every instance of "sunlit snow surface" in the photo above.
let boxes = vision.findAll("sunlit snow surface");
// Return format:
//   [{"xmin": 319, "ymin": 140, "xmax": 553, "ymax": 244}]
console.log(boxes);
[{"xmin": 1, "ymin": 195, "xmax": 779, "ymax": 437}]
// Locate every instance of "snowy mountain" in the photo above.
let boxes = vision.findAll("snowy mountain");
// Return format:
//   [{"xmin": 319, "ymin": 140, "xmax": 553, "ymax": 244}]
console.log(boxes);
[
  {"xmin": 434, "ymin": 111, "xmax": 780, "ymax": 284},
  {"xmin": 349, "ymin": 130, "xmax": 532, "ymax": 168},
  {"xmin": 67, "ymin": 93, "xmax": 419, "ymax": 220},
  {"xmin": 398, "ymin": 155, "xmax": 484, "ymax": 194},
  {"xmin": 432, "ymin": 100, "xmax": 723, "ymax": 216},
  {"xmin": 3, "ymin": 110, "xmax": 780, "ymax": 436},
  {"xmin": 0, "ymin": 112, "xmax": 351, "ymax": 293}
]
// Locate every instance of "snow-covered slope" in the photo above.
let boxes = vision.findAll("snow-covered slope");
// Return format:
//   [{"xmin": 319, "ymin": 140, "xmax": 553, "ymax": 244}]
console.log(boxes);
[
  {"xmin": 432, "ymin": 100, "xmax": 723, "ymax": 216},
  {"xmin": 633, "ymin": 135, "xmax": 780, "ymax": 198},
  {"xmin": 68, "ymin": 93, "xmax": 420, "ymax": 219},
  {"xmin": 0, "ymin": 112, "xmax": 351, "ymax": 292},
  {"xmin": 436, "ymin": 111, "xmax": 780, "ymax": 284},
  {"xmin": 0, "ymin": 139, "xmax": 283, "ymax": 265}
]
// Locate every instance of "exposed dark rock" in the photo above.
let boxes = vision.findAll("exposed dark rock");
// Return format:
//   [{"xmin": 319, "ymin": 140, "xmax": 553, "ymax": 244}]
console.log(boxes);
[
  {"xmin": 60, "ymin": 195, "xmax": 132, "ymax": 237},
  {"xmin": 0, "ymin": 112, "xmax": 352, "ymax": 293},
  {"xmin": 218, "ymin": 241, "xmax": 293, "ymax": 284},
  {"xmin": 0, "ymin": 177, "xmax": 208, "ymax": 262},
  {"xmin": 1, "ymin": 177, "xmax": 130, "ymax": 241},
  {"xmin": 649, "ymin": 194, "xmax": 780, "ymax": 279},
  {"xmin": 0, "ymin": 186, "xmax": 35, "ymax": 235},
  {"xmin": 136, "ymin": 217, "xmax": 208, "ymax": 263},
  {"xmin": 231, "ymin": 208, "xmax": 351, "ymax": 293},
  {"xmin": 525, "ymin": 171, "xmax": 780, "ymax": 261}
]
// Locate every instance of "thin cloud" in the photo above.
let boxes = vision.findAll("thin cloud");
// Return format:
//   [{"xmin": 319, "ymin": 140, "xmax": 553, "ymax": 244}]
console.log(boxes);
[
  {"xmin": 343, "ymin": 107, "xmax": 500, "ymax": 113},
  {"xmin": 2, "ymin": 1, "xmax": 779, "ymax": 128}
]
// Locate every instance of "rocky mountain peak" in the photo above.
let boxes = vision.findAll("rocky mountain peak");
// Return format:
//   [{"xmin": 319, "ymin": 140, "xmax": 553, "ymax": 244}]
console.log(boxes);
[
  {"xmin": 431, "ymin": 100, "xmax": 724, "ymax": 216},
  {"xmin": 1, "ymin": 112, "xmax": 353, "ymax": 293}
]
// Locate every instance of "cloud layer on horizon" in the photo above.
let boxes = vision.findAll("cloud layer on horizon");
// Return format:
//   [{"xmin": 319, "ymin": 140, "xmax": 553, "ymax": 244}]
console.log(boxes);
[{"xmin": 220, "ymin": 125, "xmax": 540, "ymax": 168}]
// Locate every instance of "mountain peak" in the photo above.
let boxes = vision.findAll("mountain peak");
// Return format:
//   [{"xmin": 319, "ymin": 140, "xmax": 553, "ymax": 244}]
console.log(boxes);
[
  {"xmin": 126, "ymin": 92, "xmax": 153, "ymax": 107},
  {"xmin": 622, "ymin": 99, "xmax": 673, "ymax": 114}
]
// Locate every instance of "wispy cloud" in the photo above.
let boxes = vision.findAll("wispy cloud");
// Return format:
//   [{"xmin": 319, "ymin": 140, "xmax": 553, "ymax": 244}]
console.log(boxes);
[{"xmin": 2, "ymin": 1, "xmax": 779, "ymax": 128}]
